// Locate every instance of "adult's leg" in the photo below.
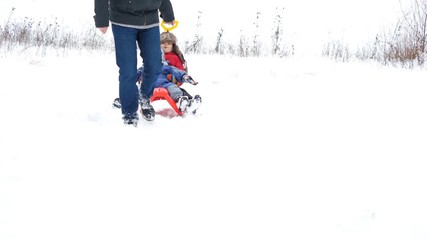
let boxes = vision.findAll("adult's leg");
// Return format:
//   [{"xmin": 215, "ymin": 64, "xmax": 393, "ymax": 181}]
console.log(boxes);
[
  {"xmin": 112, "ymin": 24, "xmax": 139, "ymax": 114},
  {"xmin": 136, "ymin": 27, "xmax": 163, "ymax": 99}
]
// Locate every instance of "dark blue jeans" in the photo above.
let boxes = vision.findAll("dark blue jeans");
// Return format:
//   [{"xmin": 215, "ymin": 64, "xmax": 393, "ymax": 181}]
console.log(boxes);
[{"xmin": 112, "ymin": 24, "xmax": 162, "ymax": 114}]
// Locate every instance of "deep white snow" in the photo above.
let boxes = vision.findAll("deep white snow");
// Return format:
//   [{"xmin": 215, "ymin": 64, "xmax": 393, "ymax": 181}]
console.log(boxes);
[
  {"xmin": 1, "ymin": 0, "xmax": 427, "ymax": 240},
  {"xmin": 1, "ymin": 51, "xmax": 427, "ymax": 240}
]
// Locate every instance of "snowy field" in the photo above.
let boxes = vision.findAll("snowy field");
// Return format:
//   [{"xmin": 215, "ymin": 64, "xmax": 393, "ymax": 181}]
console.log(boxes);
[
  {"xmin": 1, "ymin": 0, "xmax": 427, "ymax": 239},
  {"xmin": 1, "ymin": 51, "xmax": 427, "ymax": 240}
]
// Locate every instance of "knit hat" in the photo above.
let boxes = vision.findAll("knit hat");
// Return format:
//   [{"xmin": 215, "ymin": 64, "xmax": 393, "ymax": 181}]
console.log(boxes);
[{"xmin": 160, "ymin": 32, "xmax": 177, "ymax": 44}]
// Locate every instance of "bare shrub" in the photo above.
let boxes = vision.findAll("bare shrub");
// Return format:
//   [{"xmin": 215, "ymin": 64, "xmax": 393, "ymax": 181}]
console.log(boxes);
[
  {"xmin": 238, "ymin": 31, "xmax": 250, "ymax": 57},
  {"xmin": 399, "ymin": 0, "xmax": 427, "ymax": 66},
  {"xmin": 271, "ymin": 7, "xmax": 291, "ymax": 57},
  {"xmin": 250, "ymin": 12, "xmax": 262, "ymax": 57},
  {"xmin": 214, "ymin": 27, "xmax": 224, "ymax": 54},
  {"xmin": 322, "ymin": 39, "xmax": 351, "ymax": 62},
  {"xmin": 0, "ymin": 8, "xmax": 113, "ymax": 55},
  {"xmin": 184, "ymin": 11, "xmax": 204, "ymax": 54},
  {"xmin": 358, "ymin": 0, "xmax": 427, "ymax": 68}
]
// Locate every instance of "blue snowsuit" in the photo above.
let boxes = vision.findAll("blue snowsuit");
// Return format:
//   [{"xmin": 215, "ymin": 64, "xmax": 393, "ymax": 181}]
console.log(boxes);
[{"xmin": 137, "ymin": 65, "xmax": 190, "ymax": 100}]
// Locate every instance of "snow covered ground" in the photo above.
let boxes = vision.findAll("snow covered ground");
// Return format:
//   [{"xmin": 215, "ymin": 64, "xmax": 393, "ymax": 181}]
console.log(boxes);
[{"xmin": 1, "ymin": 50, "xmax": 427, "ymax": 240}]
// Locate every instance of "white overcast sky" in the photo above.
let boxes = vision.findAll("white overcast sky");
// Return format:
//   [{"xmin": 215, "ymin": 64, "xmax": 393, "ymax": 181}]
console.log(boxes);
[{"xmin": 0, "ymin": 0, "xmax": 413, "ymax": 52}]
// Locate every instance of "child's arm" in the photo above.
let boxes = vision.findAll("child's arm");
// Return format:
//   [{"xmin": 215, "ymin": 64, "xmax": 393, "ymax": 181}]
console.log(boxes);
[
  {"xmin": 163, "ymin": 66, "xmax": 197, "ymax": 85},
  {"xmin": 162, "ymin": 65, "xmax": 185, "ymax": 78}
]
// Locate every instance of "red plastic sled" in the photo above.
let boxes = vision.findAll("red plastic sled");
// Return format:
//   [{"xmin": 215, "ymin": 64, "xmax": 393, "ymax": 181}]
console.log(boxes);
[{"xmin": 150, "ymin": 87, "xmax": 183, "ymax": 116}]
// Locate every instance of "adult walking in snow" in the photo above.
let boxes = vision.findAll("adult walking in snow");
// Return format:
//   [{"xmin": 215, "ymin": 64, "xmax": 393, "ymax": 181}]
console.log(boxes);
[{"xmin": 94, "ymin": 0, "xmax": 175, "ymax": 125}]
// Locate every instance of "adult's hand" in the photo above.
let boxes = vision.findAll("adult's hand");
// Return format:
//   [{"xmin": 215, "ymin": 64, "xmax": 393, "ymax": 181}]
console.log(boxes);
[{"xmin": 98, "ymin": 27, "xmax": 108, "ymax": 34}]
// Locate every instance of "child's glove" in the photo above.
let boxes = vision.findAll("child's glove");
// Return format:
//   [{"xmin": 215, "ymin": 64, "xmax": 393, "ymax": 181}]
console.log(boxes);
[{"xmin": 183, "ymin": 74, "xmax": 198, "ymax": 85}]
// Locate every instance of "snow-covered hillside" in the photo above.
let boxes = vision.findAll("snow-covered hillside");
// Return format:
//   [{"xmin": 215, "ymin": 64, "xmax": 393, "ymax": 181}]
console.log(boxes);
[{"xmin": 1, "ymin": 51, "xmax": 427, "ymax": 240}]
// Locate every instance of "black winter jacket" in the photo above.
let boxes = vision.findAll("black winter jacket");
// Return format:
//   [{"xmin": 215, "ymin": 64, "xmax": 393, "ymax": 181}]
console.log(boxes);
[{"xmin": 94, "ymin": 0, "xmax": 175, "ymax": 28}]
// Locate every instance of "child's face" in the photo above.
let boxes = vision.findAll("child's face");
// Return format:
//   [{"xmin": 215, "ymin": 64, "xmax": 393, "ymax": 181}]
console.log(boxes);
[{"xmin": 161, "ymin": 42, "xmax": 173, "ymax": 53}]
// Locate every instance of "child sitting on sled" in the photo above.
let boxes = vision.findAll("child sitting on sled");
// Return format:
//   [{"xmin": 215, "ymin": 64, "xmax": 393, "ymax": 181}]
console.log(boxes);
[{"xmin": 160, "ymin": 31, "xmax": 201, "ymax": 112}]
